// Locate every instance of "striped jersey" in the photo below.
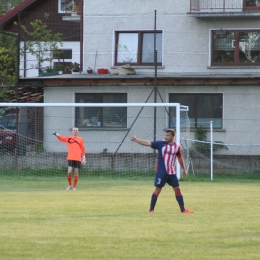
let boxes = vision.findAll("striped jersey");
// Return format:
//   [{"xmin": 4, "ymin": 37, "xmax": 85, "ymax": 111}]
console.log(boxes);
[{"xmin": 151, "ymin": 140, "xmax": 181, "ymax": 175}]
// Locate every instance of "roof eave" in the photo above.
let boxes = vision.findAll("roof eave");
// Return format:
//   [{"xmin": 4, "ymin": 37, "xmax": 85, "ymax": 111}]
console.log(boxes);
[{"xmin": 0, "ymin": 0, "xmax": 39, "ymax": 29}]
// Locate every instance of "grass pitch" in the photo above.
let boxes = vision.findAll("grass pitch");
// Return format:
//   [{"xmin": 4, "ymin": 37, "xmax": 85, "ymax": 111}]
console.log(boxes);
[{"xmin": 0, "ymin": 176, "xmax": 260, "ymax": 260}]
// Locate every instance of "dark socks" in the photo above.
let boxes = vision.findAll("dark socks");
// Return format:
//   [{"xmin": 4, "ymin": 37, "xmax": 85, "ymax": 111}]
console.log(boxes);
[
  {"xmin": 175, "ymin": 192, "xmax": 185, "ymax": 212},
  {"xmin": 150, "ymin": 192, "xmax": 159, "ymax": 211}
]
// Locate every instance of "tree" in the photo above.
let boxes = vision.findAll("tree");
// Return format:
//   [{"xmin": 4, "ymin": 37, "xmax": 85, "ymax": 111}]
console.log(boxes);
[
  {"xmin": 0, "ymin": 1, "xmax": 22, "ymax": 86},
  {"xmin": 192, "ymin": 125, "xmax": 228, "ymax": 154},
  {"xmin": 0, "ymin": 87, "xmax": 15, "ymax": 102},
  {"xmin": 0, "ymin": 46, "xmax": 16, "ymax": 85},
  {"xmin": 0, "ymin": 45, "xmax": 16, "ymax": 100},
  {"xmin": 18, "ymin": 13, "xmax": 63, "ymax": 72}
]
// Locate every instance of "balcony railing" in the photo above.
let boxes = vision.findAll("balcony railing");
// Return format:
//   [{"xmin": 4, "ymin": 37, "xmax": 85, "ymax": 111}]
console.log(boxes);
[{"xmin": 190, "ymin": 0, "xmax": 260, "ymax": 13}]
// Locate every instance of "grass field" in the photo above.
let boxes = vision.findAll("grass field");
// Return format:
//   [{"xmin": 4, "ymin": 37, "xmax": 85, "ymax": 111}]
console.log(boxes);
[{"xmin": 1, "ymin": 176, "xmax": 260, "ymax": 260}]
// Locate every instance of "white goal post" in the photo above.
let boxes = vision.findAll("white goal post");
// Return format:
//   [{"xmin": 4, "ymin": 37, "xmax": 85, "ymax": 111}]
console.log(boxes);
[{"xmin": 0, "ymin": 102, "xmax": 189, "ymax": 179}]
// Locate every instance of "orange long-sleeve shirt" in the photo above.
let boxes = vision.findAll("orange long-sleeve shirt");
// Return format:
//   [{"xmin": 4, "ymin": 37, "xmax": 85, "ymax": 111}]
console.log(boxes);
[{"xmin": 58, "ymin": 135, "xmax": 85, "ymax": 162}]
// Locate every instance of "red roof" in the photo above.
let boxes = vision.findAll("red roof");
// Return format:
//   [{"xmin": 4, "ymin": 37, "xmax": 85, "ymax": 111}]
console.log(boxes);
[{"xmin": 0, "ymin": 0, "xmax": 39, "ymax": 29}]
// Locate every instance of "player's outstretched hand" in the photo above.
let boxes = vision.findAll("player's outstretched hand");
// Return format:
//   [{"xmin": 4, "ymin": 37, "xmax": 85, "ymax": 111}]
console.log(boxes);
[
  {"xmin": 52, "ymin": 131, "xmax": 59, "ymax": 137},
  {"xmin": 131, "ymin": 135, "xmax": 137, "ymax": 142}
]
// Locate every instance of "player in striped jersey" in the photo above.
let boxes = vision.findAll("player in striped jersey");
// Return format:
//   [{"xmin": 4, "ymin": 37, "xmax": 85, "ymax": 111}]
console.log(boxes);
[
  {"xmin": 53, "ymin": 127, "xmax": 86, "ymax": 190},
  {"xmin": 131, "ymin": 129, "xmax": 193, "ymax": 214}
]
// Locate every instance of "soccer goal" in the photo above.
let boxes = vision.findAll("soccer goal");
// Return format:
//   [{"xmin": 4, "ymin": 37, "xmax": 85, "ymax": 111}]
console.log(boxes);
[
  {"xmin": 185, "ymin": 139, "xmax": 260, "ymax": 176},
  {"xmin": 0, "ymin": 102, "xmax": 190, "ymax": 179}
]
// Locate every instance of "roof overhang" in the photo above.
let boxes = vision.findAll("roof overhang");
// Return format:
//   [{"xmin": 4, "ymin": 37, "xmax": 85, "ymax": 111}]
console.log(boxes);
[
  {"xmin": 0, "ymin": 0, "xmax": 39, "ymax": 29},
  {"xmin": 18, "ymin": 73, "xmax": 260, "ymax": 87}
]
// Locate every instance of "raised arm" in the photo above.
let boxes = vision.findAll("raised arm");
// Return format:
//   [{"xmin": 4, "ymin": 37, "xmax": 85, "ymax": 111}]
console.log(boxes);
[
  {"xmin": 52, "ymin": 132, "xmax": 68, "ymax": 142},
  {"xmin": 131, "ymin": 135, "xmax": 151, "ymax": 147}
]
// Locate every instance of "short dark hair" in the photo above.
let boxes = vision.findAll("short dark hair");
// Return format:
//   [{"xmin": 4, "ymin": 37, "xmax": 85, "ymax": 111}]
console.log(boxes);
[{"xmin": 165, "ymin": 129, "xmax": 175, "ymax": 137}]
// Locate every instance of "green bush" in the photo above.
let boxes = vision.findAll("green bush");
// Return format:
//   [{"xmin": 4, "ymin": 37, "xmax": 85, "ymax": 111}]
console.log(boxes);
[{"xmin": 192, "ymin": 125, "xmax": 228, "ymax": 154}]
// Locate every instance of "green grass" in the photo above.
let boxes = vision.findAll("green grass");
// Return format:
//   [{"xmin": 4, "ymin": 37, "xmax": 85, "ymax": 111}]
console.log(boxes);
[
  {"xmin": 0, "ymin": 177, "xmax": 260, "ymax": 260},
  {"xmin": 0, "ymin": 168, "xmax": 155, "ymax": 178}
]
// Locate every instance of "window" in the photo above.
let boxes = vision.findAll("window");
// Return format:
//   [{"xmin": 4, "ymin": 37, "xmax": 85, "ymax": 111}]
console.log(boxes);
[
  {"xmin": 243, "ymin": 0, "xmax": 260, "ymax": 11},
  {"xmin": 75, "ymin": 94, "xmax": 127, "ymax": 128},
  {"xmin": 59, "ymin": 0, "xmax": 73, "ymax": 13},
  {"xmin": 212, "ymin": 30, "xmax": 260, "ymax": 66},
  {"xmin": 0, "ymin": 117, "xmax": 16, "ymax": 130},
  {"xmin": 169, "ymin": 94, "xmax": 223, "ymax": 129},
  {"xmin": 53, "ymin": 49, "xmax": 72, "ymax": 59},
  {"xmin": 59, "ymin": 0, "xmax": 81, "ymax": 13},
  {"xmin": 115, "ymin": 31, "xmax": 162, "ymax": 66}
]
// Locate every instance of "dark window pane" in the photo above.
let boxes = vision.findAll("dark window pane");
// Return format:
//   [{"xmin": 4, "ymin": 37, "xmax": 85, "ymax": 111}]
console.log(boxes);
[
  {"xmin": 213, "ymin": 32, "xmax": 235, "ymax": 63},
  {"xmin": 169, "ymin": 94, "xmax": 196, "ymax": 128},
  {"xmin": 53, "ymin": 49, "xmax": 72, "ymax": 59},
  {"xmin": 103, "ymin": 94, "xmax": 127, "ymax": 103},
  {"xmin": 103, "ymin": 94, "xmax": 127, "ymax": 127},
  {"xmin": 246, "ymin": 0, "xmax": 258, "ymax": 6},
  {"xmin": 142, "ymin": 33, "xmax": 162, "ymax": 63},
  {"xmin": 76, "ymin": 94, "xmax": 102, "ymax": 127},
  {"xmin": 75, "ymin": 93, "xmax": 127, "ymax": 128},
  {"xmin": 169, "ymin": 94, "xmax": 222, "ymax": 129},
  {"xmin": 239, "ymin": 32, "xmax": 260, "ymax": 63},
  {"xmin": 103, "ymin": 107, "xmax": 127, "ymax": 128},
  {"xmin": 197, "ymin": 95, "xmax": 222, "ymax": 128}
]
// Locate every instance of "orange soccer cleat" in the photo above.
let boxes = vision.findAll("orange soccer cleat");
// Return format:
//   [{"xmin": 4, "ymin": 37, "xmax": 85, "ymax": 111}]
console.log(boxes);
[{"xmin": 182, "ymin": 209, "xmax": 194, "ymax": 213}]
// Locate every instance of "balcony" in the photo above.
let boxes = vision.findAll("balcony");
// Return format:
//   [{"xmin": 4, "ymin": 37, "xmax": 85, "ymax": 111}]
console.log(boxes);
[{"xmin": 188, "ymin": 0, "xmax": 260, "ymax": 17}]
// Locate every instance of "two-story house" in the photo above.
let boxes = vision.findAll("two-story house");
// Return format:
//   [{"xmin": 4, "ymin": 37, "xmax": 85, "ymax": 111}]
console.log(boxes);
[{"xmin": 1, "ymin": 0, "xmax": 260, "ymax": 156}]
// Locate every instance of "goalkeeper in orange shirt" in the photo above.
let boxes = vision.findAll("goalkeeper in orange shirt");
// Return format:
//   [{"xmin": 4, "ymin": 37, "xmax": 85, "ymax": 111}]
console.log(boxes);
[{"xmin": 53, "ymin": 127, "xmax": 86, "ymax": 190}]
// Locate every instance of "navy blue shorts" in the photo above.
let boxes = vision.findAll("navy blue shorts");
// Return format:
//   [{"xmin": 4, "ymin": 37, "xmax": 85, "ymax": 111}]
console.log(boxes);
[
  {"xmin": 154, "ymin": 172, "xmax": 179, "ymax": 187},
  {"xmin": 68, "ymin": 160, "xmax": 81, "ymax": 169}
]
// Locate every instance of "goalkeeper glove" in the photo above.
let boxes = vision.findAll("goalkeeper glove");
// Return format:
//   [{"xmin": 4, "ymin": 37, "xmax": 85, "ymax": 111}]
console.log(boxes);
[
  {"xmin": 52, "ymin": 132, "xmax": 59, "ymax": 137},
  {"xmin": 81, "ymin": 156, "xmax": 86, "ymax": 166}
]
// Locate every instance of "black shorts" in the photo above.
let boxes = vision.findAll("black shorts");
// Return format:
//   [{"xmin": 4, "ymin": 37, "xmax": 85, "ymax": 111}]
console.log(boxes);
[
  {"xmin": 154, "ymin": 172, "xmax": 179, "ymax": 187},
  {"xmin": 68, "ymin": 160, "xmax": 81, "ymax": 169}
]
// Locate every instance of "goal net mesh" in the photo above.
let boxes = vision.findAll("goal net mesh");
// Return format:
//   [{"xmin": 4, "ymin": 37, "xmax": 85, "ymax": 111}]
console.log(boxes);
[
  {"xmin": 184, "ymin": 139, "xmax": 260, "ymax": 176},
  {"xmin": 0, "ymin": 103, "xmax": 190, "ymax": 178}
]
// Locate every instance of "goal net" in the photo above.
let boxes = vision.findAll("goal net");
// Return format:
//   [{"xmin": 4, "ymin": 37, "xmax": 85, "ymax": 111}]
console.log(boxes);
[
  {"xmin": 185, "ymin": 139, "xmax": 260, "ymax": 176},
  {"xmin": 0, "ymin": 103, "xmax": 190, "ymax": 179}
]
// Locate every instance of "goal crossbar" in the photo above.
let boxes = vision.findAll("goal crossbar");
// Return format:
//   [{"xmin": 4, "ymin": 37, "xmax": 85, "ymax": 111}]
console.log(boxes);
[
  {"xmin": 0, "ymin": 102, "xmax": 189, "ymax": 179},
  {"xmin": 0, "ymin": 103, "xmax": 189, "ymax": 110}
]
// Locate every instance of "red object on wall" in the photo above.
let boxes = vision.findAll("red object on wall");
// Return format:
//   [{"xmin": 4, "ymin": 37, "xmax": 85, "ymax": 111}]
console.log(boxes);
[{"xmin": 97, "ymin": 68, "xmax": 108, "ymax": 74}]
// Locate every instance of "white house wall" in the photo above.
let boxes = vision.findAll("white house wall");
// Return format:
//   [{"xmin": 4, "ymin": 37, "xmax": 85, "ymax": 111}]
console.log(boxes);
[
  {"xmin": 44, "ymin": 85, "xmax": 260, "ymax": 154},
  {"xmin": 82, "ymin": 0, "xmax": 260, "ymax": 74}
]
